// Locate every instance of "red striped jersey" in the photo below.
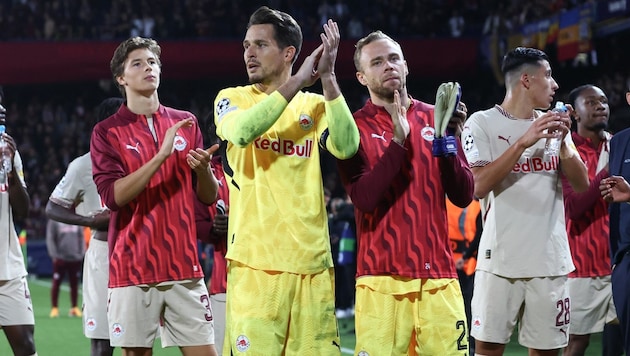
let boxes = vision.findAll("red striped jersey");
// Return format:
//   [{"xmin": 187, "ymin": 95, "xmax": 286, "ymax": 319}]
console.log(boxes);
[
  {"xmin": 91, "ymin": 104, "xmax": 205, "ymax": 287},
  {"xmin": 337, "ymin": 98, "xmax": 474, "ymax": 279},
  {"xmin": 562, "ymin": 132, "xmax": 611, "ymax": 277}
]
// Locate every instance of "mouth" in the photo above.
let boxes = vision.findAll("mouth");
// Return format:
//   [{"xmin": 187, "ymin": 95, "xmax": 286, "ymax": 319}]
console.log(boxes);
[{"xmin": 145, "ymin": 75, "xmax": 156, "ymax": 81}]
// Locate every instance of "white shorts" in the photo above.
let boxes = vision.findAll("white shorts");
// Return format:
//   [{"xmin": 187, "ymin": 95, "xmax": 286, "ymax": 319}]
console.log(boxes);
[
  {"xmin": 107, "ymin": 278, "xmax": 214, "ymax": 348},
  {"xmin": 211, "ymin": 293, "xmax": 226, "ymax": 356},
  {"xmin": 568, "ymin": 276, "xmax": 617, "ymax": 335},
  {"xmin": 471, "ymin": 271, "xmax": 569, "ymax": 349},
  {"xmin": 82, "ymin": 239, "xmax": 109, "ymax": 339},
  {"xmin": 0, "ymin": 276, "xmax": 34, "ymax": 326}
]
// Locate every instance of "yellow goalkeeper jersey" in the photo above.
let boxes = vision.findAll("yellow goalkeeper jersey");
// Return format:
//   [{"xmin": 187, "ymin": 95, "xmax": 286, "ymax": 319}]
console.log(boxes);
[{"xmin": 215, "ymin": 85, "xmax": 349, "ymax": 274}]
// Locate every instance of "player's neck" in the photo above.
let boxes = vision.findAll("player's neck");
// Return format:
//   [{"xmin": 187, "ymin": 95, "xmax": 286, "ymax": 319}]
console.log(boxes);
[
  {"xmin": 254, "ymin": 70, "xmax": 291, "ymax": 95},
  {"xmin": 578, "ymin": 127, "xmax": 604, "ymax": 146},
  {"xmin": 499, "ymin": 95, "xmax": 535, "ymax": 120},
  {"xmin": 126, "ymin": 92, "xmax": 160, "ymax": 116}
]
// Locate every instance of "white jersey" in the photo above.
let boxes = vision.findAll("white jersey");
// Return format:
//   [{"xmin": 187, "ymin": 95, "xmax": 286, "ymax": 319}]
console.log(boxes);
[
  {"xmin": 0, "ymin": 151, "xmax": 28, "ymax": 280},
  {"xmin": 462, "ymin": 106, "xmax": 574, "ymax": 278},
  {"xmin": 49, "ymin": 153, "xmax": 106, "ymax": 240}
]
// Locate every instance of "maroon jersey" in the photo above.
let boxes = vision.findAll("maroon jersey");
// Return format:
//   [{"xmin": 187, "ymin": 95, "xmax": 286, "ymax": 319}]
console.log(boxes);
[
  {"xmin": 195, "ymin": 156, "xmax": 228, "ymax": 295},
  {"xmin": 91, "ymin": 104, "xmax": 204, "ymax": 287},
  {"xmin": 562, "ymin": 132, "xmax": 611, "ymax": 277},
  {"xmin": 337, "ymin": 98, "xmax": 474, "ymax": 279}
]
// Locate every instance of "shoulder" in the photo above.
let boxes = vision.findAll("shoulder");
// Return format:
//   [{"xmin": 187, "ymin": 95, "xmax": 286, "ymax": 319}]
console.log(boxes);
[
  {"xmin": 467, "ymin": 107, "xmax": 499, "ymax": 126},
  {"xmin": 215, "ymin": 86, "xmax": 252, "ymax": 102},
  {"xmin": 612, "ymin": 128, "xmax": 630, "ymax": 145},
  {"xmin": 162, "ymin": 106, "xmax": 195, "ymax": 120},
  {"xmin": 410, "ymin": 99, "xmax": 434, "ymax": 112}
]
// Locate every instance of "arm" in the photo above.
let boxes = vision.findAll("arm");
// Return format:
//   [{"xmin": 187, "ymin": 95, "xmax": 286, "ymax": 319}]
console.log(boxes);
[
  {"xmin": 563, "ymin": 168, "xmax": 608, "ymax": 220},
  {"xmin": 439, "ymin": 141, "xmax": 474, "ymax": 208},
  {"xmin": 337, "ymin": 90, "xmax": 409, "ymax": 212},
  {"xmin": 217, "ymin": 44, "xmax": 326, "ymax": 147},
  {"xmin": 8, "ymin": 173, "xmax": 29, "ymax": 220},
  {"xmin": 111, "ymin": 118, "xmax": 195, "ymax": 208},
  {"xmin": 188, "ymin": 144, "xmax": 219, "ymax": 205},
  {"xmin": 559, "ymin": 141, "xmax": 589, "ymax": 193},
  {"xmin": 472, "ymin": 111, "xmax": 564, "ymax": 198},
  {"xmin": 323, "ymin": 96, "xmax": 360, "ymax": 159},
  {"xmin": 45, "ymin": 200, "xmax": 109, "ymax": 230},
  {"xmin": 337, "ymin": 142, "xmax": 407, "ymax": 213},
  {"xmin": 45, "ymin": 220, "xmax": 58, "ymax": 259},
  {"xmin": 2, "ymin": 134, "xmax": 29, "ymax": 219}
]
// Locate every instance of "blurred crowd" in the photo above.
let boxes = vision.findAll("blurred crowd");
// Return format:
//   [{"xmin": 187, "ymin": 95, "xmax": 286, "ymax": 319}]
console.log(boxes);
[
  {"xmin": 0, "ymin": 0, "xmax": 629, "ymax": 242},
  {"xmin": 0, "ymin": 0, "xmax": 590, "ymax": 41}
]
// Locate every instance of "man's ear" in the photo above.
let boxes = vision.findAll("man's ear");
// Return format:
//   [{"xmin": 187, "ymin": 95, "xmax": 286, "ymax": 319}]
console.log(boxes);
[
  {"xmin": 285, "ymin": 46, "xmax": 296, "ymax": 63},
  {"xmin": 356, "ymin": 71, "xmax": 367, "ymax": 86}
]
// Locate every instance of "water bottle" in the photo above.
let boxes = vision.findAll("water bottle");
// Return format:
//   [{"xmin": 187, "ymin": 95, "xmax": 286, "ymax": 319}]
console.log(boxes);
[
  {"xmin": 544, "ymin": 101, "xmax": 567, "ymax": 156},
  {"xmin": 0, "ymin": 125, "xmax": 12, "ymax": 184}
]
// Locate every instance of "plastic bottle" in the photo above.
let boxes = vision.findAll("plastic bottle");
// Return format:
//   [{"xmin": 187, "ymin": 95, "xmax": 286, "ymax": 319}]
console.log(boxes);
[{"xmin": 544, "ymin": 101, "xmax": 567, "ymax": 156}]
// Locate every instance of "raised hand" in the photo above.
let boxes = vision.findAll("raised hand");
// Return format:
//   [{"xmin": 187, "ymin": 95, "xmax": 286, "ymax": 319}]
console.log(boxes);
[
  {"xmin": 316, "ymin": 19, "xmax": 340, "ymax": 77},
  {"xmin": 517, "ymin": 111, "xmax": 570, "ymax": 149},
  {"xmin": 448, "ymin": 102, "xmax": 468, "ymax": 137},
  {"xmin": 159, "ymin": 118, "xmax": 194, "ymax": 159},
  {"xmin": 384, "ymin": 90, "xmax": 410, "ymax": 145},
  {"xmin": 187, "ymin": 143, "xmax": 219, "ymax": 174},
  {"xmin": 294, "ymin": 45, "xmax": 324, "ymax": 89}
]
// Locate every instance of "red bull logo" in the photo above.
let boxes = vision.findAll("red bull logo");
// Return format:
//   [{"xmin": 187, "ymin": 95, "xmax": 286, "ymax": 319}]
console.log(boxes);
[
  {"xmin": 173, "ymin": 135, "xmax": 187, "ymax": 152},
  {"xmin": 298, "ymin": 114, "xmax": 313, "ymax": 130},
  {"xmin": 111, "ymin": 323, "xmax": 124, "ymax": 338},
  {"xmin": 512, "ymin": 156, "xmax": 559, "ymax": 173},
  {"xmin": 235, "ymin": 335, "xmax": 250, "ymax": 352},
  {"xmin": 86, "ymin": 318, "xmax": 97, "ymax": 331},
  {"xmin": 253, "ymin": 137, "xmax": 314, "ymax": 158}
]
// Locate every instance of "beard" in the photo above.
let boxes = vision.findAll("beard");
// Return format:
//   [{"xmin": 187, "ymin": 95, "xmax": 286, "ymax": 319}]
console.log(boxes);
[
  {"xmin": 371, "ymin": 80, "xmax": 405, "ymax": 102},
  {"xmin": 590, "ymin": 121, "xmax": 607, "ymax": 132}
]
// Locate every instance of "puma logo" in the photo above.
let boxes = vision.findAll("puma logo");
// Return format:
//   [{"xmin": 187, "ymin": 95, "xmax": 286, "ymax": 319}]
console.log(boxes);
[
  {"xmin": 125, "ymin": 142, "xmax": 140, "ymax": 153},
  {"xmin": 498, "ymin": 135, "xmax": 511, "ymax": 146},
  {"xmin": 371, "ymin": 131, "xmax": 386, "ymax": 142}
]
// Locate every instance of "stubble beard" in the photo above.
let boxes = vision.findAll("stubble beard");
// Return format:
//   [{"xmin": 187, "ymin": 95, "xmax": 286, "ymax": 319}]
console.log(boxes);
[{"xmin": 372, "ymin": 81, "xmax": 404, "ymax": 102}]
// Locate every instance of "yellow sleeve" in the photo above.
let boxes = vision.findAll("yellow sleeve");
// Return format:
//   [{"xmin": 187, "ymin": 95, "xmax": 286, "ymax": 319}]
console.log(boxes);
[
  {"xmin": 215, "ymin": 91, "xmax": 288, "ymax": 147},
  {"xmin": 324, "ymin": 95, "xmax": 360, "ymax": 159}
]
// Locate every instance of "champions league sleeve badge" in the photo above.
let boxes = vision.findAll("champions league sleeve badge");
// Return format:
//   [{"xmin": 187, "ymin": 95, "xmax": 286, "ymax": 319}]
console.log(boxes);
[{"xmin": 216, "ymin": 98, "xmax": 237, "ymax": 122}]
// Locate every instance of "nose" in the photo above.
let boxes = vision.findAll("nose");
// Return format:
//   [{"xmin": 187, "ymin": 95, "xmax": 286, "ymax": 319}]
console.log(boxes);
[{"xmin": 244, "ymin": 46, "xmax": 255, "ymax": 59}]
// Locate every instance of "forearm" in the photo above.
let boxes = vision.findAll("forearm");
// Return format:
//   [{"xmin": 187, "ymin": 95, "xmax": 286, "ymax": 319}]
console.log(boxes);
[
  {"xmin": 113, "ymin": 152, "xmax": 167, "ymax": 207},
  {"xmin": 321, "ymin": 73, "xmax": 341, "ymax": 101},
  {"xmin": 560, "ymin": 152, "xmax": 589, "ymax": 193},
  {"xmin": 195, "ymin": 167, "xmax": 218, "ymax": 205},
  {"xmin": 564, "ymin": 169, "xmax": 608, "ymax": 220},
  {"xmin": 339, "ymin": 142, "xmax": 406, "ymax": 212},
  {"xmin": 219, "ymin": 92, "xmax": 288, "ymax": 146},
  {"xmin": 440, "ymin": 145, "xmax": 474, "ymax": 207},
  {"xmin": 45, "ymin": 201, "xmax": 92, "ymax": 227},
  {"xmin": 473, "ymin": 140, "xmax": 526, "ymax": 198},
  {"xmin": 8, "ymin": 179, "xmax": 29, "ymax": 219},
  {"xmin": 324, "ymin": 96, "xmax": 359, "ymax": 159}
]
